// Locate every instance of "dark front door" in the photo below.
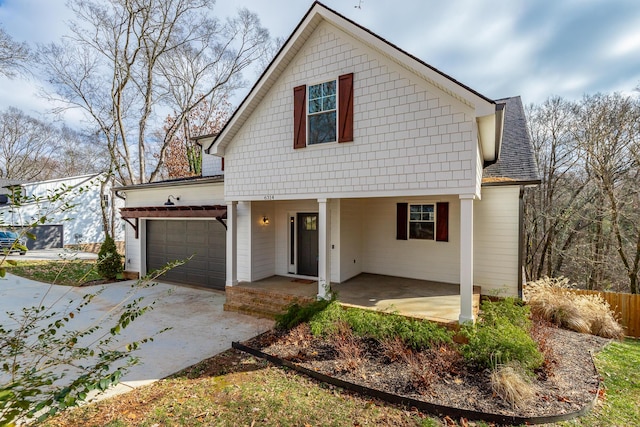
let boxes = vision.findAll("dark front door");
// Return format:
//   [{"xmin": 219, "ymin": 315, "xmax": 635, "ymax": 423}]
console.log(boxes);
[{"xmin": 297, "ymin": 213, "xmax": 318, "ymax": 277}]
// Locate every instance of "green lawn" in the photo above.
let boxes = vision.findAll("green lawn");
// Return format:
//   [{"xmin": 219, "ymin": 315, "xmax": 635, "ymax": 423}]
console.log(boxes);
[
  {"xmin": 4, "ymin": 260, "xmax": 102, "ymax": 286},
  {"xmin": 561, "ymin": 338, "xmax": 640, "ymax": 427}
]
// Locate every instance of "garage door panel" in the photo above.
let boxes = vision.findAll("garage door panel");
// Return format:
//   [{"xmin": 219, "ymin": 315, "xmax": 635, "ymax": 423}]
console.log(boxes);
[{"xmin": 146, "ymin": 220, "xmax": 226, "ymax": 290}]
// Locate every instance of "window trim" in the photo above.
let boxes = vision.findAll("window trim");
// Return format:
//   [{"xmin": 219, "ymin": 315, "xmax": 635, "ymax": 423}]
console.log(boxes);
[
  {"xmin": 307, "ymin": 79, "xmax": 338, "ymax": 145},
  {"xmin": 408, "ymin": 203, "xmax": 436, "ymax": 240}
]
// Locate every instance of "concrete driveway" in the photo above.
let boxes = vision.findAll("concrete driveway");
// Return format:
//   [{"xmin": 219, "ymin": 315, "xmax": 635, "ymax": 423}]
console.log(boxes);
[{"xmin": 0, "ymin": 273, "xmax": 273, "ymax": 400}]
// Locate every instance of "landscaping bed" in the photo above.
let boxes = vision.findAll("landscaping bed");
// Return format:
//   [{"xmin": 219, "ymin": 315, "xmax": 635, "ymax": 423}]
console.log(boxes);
[{"xmin": 242, "ymin": 321, "xmax": 608, "ymax": 422}]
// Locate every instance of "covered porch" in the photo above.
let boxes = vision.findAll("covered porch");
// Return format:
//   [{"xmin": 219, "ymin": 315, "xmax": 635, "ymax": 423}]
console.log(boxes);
[
  {"xmin": 224, "ymin": 273, "xmax": 481, "ymax": 325},
  {"xmin": 225, "ymin": 194, "xmax": 480, "ymax": 324}
]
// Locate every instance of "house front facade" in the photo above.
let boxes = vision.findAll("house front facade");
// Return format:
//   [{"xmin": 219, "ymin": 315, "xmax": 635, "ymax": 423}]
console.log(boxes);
[{"xmin": 194, "ymin": 2, "xmax": 539, "ymax": 322}]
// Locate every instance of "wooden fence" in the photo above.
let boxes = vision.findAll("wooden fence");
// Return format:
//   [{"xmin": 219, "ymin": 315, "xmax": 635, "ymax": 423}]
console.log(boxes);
[{"xmin": 568, "ymin": 289, "xmax": 640, "ymax": 338}]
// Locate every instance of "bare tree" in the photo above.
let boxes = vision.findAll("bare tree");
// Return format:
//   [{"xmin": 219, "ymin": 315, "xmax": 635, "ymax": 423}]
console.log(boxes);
[
  {"xmin": 38, "ymin": 0, "xmax": 269, "ymax": 185},
  {"xmin": 524, "ymin": 97, "xmax": 590, "ymax": 281},
  {"xmin": 0, "ymin": 26, "xmax": 29, "ymax": 78},
  {"xmin": 525, "ymin": 93, "xmax": 640, "ymax": 294},
  {"xmin": 0, "ymin": 107, "xmax": 61, "ymax": 180},
  {"xmin": 575, "ymin": 93, "xmax": 640, "ymax": 293},
  {"xmin": 159, "ymin": 95, "xmax": 230, "ymax": 179}
]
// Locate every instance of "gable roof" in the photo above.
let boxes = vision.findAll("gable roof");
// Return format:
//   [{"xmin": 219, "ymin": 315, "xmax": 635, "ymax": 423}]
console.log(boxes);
[
  {"xmin": 482, "ymin": 96, "xmax": 540, "ymax": 185},
  {"xmin": 200, "ymin": 1, "xmax": 498, "ymax": 155}
]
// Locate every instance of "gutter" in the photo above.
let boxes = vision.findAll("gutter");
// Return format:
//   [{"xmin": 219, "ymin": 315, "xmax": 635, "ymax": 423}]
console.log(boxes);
[
  {"xmin": 518, "ymin": 185, "xmax": 525, "ymax": 298},
  {"xmin": 114, "ymin": 176, "xmax": 224, "ymax": 191},
  {"xmin": 481, "ymin": 179, "xmax": 541, "ymax": 187}
]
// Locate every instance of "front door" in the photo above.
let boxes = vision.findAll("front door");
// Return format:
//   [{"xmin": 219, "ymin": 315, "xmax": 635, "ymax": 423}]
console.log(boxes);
[{"xmin": 297, "ymin": 213, "xmax": 318, "ymax": 276}]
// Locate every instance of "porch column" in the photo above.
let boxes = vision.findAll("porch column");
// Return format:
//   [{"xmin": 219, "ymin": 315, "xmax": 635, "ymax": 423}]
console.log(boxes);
[
  {"xmin": 317, "ymin": 198, "xmax": 330, "ymax": 299},
  {"xmin": 459, "ymin": 195, "xmax": 475, "ymax": 323},
  {"xmin": 226, "ymin": 201, "xmax": 238, "ymax": 287}
]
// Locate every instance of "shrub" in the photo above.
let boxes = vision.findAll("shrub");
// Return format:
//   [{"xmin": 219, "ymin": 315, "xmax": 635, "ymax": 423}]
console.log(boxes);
[
  {"xmin": 380, "ymin": 336, "xmax": 410, "ymax": 363},
  {"xmin": 480, "ymin": 297, "xmax": 531, "ymax": 330},
  {"xmin": 524, "ymin": 276, "xmax": 624, "ymax": 339},
  {"xmin": 329, "ymin": 321, "xmax": 364, "ymax": 372},
  {"xmin": 490, "ymin": 363, "xmax": 538, "ymax": 408},
  {"xmin": 461, "ymin": 317, "xmax": 543, "ymax": 372},
  {"xmin": 275, "ymin": 298, "xmax": 333, "ymax": 330},
  {"xmin": 97, "ymin": 235, "xmax": 123, "ymax": 280},
  {"xmin": 461, "ymin": 299, "xmax": 543, "ymax": 372},
  {"xmin": 403, "ymin": 350, "xmax": 435, "ymax": 391},
  {"xmin": 403, "ymin": 345, "xmax": 462, "ymax": 393},
  {"xmin": 309, "ymin": 302, "xmax": 453, "ymax": 350}
]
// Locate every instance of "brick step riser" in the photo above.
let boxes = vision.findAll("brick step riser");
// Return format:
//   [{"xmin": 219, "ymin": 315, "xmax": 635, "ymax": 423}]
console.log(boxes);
[
  {"xmin": 227, "ymin": 295, "xmax": 313, "ymax": 308},
  {"xmin": 226, "ymin": 289, "xmax": 311, "ymax": 302},
  {"xmin": 225, "ymin": 287, "xmax": 315, "ymax": 319},
  {"xmin": 224, "ymin": 303, "xmax": 283, "ymax": 319},
  {"xmin": 225, "ymin": 299, "xmax": 311, "ymax": 314}
]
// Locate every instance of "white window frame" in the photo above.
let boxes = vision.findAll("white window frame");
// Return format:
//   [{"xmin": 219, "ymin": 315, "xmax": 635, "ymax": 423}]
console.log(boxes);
[
  {"xmin": 408, "ymin": 203, "xmax": 436, "ymax": 240},
  {"xmin": 307, "ymin": 79, "xmax": 337, "ymax": 145}
]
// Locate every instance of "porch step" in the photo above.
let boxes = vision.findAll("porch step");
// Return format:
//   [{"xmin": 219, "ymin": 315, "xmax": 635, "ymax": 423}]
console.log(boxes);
[{"xmin": 224, "ymin": 285, "xmax": 315, "ymax": 319}]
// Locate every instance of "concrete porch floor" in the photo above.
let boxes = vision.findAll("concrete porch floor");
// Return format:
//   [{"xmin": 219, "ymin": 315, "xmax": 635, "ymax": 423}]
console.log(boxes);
[{"xmin": 236, "ymin": 273, "xmax": 480, "ymax": 324}]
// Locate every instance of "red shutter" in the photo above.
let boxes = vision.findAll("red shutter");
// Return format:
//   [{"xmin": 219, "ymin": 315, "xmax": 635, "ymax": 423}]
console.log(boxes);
[
  {"xmin": 293, "ymin": 85, "xmax": 306, "ymax": 149},
  {"xmin": 396, "ymin": 203, "xmax": 408, "ymax": 240},
  {"xmin": 436, "ymin": 202, "xmax": 449, "ymax": 242},
  {"xmin": 338, "ymin": 73, "xmax": 354, "ymax": 143}
]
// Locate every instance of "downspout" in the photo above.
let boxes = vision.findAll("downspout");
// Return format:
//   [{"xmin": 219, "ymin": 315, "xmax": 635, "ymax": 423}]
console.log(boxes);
[
  {"xmin": 115, "ymin": 190, "xmax": 126, "ymax": 200},
  {"xmin": 518, "ymin": 185, "xmax": 525, "ymax": 299}
]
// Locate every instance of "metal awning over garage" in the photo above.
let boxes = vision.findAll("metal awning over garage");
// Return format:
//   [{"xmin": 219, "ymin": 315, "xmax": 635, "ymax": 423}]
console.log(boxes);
[
  {"xmin": 120, "ymin": 205, "xmax": 227, "ymax": 238},
  {"xmin": 120, "ymin": 205, "xmax": 226, "ymax": 219}
]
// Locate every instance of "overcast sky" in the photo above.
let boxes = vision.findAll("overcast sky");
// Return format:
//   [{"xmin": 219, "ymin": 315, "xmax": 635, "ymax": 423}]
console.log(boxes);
[{"xmin": 0, "ymin": 0, "xmax": 638, "ymax": 123}]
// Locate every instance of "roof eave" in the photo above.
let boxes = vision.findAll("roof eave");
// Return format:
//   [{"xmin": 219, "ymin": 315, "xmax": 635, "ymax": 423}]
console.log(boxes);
[
  {"xmin": 481, "ymin": 179, "xmax": 541, "ymax": 187},
  {"xmin": 114, "ymin": 176, "xmax": 224, "ymax": 191}
]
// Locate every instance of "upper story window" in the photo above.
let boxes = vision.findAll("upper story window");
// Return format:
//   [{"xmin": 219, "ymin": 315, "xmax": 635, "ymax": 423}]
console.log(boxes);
[
  {"xmin": 293, "ymin": 73, "xmax": 353, "ymax": 149},
  {"xmin": 308, "ymin": 80, "xmax": 336, "ymax": 144}
]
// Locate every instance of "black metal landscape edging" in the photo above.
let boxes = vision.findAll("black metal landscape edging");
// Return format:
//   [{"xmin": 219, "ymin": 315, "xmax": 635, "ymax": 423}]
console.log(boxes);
[{"xmin": 232, "ymin": 341, "xmax": 600, "ymax": 426}]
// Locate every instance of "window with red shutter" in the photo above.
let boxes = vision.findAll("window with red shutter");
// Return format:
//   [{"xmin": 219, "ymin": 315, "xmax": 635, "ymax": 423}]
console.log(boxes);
[
  {"xmin": 293, "ymin": 73, "xmax": 354, "ymax": 148},
  {"xmin": 397, "ymin": 202, "xmax": 449, "ymax": 242},
  {"xmin": 396, "ymin": 203, "xmax": 408, "ymax": 240},
  {"xmin": 436, "ymin": 202, "xmax": 449, "ymax": 242},
  {"xmin": 338, "ymin": 73, "xmax": 354, "ymax": 143},
  {"xmin": 293, "ymin": 85, "xmax": 307, "ymax": 149}
]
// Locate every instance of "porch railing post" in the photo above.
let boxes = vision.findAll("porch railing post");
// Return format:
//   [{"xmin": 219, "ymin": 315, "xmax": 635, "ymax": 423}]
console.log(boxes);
[
  {"xmin": 226, "ymin": 201, "xmax": 238, "ymax": 287},
  {"xmin": 459, "ymin": 195, "xmax": 475, "ymax": 323},
  {"xmin": 317, "ymin": 198, "xmax": 330, "ymax": 299}
]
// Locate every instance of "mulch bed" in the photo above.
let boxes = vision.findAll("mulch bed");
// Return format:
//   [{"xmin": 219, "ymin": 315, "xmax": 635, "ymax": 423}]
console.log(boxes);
[{"xmin": 244, "ymin": 323, "xmax": 610, "ymax": 420}]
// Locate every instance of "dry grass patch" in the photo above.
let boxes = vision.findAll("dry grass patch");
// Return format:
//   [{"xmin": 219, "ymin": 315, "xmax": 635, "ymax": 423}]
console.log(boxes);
[
  {"xmin": 490, "ymin": 363, "xmax": 538, "ymax": 409},
  {"xmin": 524, "ymin": 277, "xmax": 624, "ymax": 339}
]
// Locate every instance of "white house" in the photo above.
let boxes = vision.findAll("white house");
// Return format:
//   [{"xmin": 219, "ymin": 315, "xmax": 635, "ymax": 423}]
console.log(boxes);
[
  {"xmin": 119, "ymin": 2, "xmax": 539, "ymax": 323},
  {"xmin": 0, "ymin": 173, "xmax": 124, "ymax": 250}
]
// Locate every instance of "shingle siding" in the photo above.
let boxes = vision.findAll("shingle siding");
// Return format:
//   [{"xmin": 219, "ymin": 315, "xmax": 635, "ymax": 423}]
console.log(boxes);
[{"xmin": 223, "ymin": 21, "xmax": 478, "ymax": 200}]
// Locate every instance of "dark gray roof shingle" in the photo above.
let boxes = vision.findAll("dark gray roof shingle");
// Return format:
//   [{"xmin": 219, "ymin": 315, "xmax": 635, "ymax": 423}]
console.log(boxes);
[{"xmin": 483, "ymin": 96, "xmax": 540, "ymax": 185}]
